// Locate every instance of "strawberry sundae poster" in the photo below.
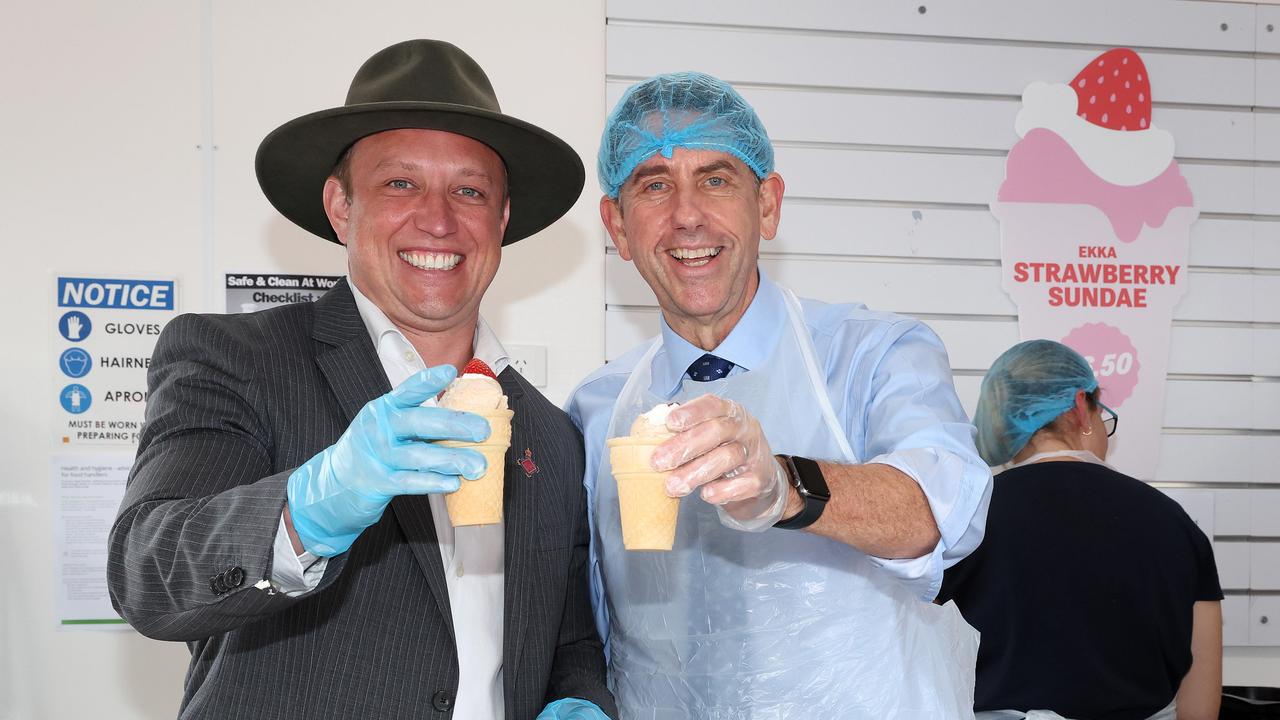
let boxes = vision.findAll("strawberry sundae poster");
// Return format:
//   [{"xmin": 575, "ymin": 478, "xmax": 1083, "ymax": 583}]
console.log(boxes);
[{"xmin": 992, "ymin": 49, "xmax": 1196, "ymax": 477}]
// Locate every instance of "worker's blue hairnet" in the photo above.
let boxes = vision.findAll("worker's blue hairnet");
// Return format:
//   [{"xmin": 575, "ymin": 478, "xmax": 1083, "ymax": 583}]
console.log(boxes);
[
  {"xmin": 974, "ymin": 339, "xmax": 1099, "ymax": 466},
  {"xmin": 598, "ymin": 71, "xmax": 774, "ymax": 198}
]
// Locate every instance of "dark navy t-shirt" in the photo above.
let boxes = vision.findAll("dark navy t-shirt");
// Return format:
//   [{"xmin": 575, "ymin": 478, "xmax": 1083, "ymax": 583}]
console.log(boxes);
[{"xmin": 937, "ymin": 461, "xmax": 1222, "ymax": 720}]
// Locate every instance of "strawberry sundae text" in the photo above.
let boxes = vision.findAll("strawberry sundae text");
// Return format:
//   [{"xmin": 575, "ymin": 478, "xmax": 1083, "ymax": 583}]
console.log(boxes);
[{"xmin": 1011, "ymin": 245, "xmax": 1182, "ymax": 309}]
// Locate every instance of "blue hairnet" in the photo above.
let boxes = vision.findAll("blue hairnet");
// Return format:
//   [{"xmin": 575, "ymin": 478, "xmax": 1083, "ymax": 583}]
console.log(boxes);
[
  {"xmin": 973, "ymin": 339, "xmax": 1099, "ymax": 466},
  {"xmin": 598, "ymin": 71, "xmax": 774, "ymax": 197}
]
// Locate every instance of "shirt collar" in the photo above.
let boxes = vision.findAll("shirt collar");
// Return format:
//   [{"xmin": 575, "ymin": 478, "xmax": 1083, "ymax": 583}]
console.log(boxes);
[
  {"xmin": 653, "ymin": 269, "xmax": 786, "ymax": 396},
  {"xmin": 347, "ymin": 274, "xmax": 509, "ymax": 375}
]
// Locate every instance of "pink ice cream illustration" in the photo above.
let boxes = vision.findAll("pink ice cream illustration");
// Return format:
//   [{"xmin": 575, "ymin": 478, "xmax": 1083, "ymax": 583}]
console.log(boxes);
[
  {"xmin": 990, "ymin": 48, "xmax": 1198, "ymax": 479},
  {"xmin": 997, "ymin": 49, "xmax": 1193, "ymax": 243}
]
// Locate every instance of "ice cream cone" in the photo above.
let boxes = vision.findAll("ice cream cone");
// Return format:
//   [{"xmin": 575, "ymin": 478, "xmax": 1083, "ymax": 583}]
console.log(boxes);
[
  {"xmin": 439, "ymin": 408, "xmax": 513, "ymax": 527},
  {"xmin": 608, "ymin": 435, "xmax": 679, "ymax": 551},
  {"xmin": 614, "ymin": 471, "xmax": 679, "ymax": 551},
  {"xmin": 607, "ymin": 433, "xmax": 665, "ymax": 470}
]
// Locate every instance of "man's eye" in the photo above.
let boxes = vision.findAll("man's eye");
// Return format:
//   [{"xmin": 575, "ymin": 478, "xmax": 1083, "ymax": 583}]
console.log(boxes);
[
  {"xmin": 388, "ymin": 179, "xmax": 412, "ymax": 190},
  {"xmin": 706, "ymin": 176, "xmax": 725, "ymax": 187},
  {"xmin": 645, "ymin": 181, "xmax": 666, "ymax": 192},
  {"xmin": 458, "ymin": 187, "xmax": 482, "ymax": 198}
]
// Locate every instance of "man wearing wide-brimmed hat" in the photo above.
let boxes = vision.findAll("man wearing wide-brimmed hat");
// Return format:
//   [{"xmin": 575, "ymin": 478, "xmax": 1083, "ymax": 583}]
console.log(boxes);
[{"xmin": 108, "ymin": 40, "xmax": 614, "ymax": 720}]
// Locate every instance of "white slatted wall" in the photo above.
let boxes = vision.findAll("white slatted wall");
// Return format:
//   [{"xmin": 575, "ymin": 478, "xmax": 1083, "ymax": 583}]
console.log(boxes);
[{"xmin": 604, "ymin": 0, "xmax": 1280, "ymax": 647}]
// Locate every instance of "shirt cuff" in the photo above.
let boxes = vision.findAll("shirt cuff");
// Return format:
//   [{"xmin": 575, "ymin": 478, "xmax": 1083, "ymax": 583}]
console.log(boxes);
[
  {"xmin": 867, "ymin": 543, "xmax": 944, "ymax": 602},
  {"xmin": 271, "ymin": 512, "xmax": 327, "ymax": 596}
]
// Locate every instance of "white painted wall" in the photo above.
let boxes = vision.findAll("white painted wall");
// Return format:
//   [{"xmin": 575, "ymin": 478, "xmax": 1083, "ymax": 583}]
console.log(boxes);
[{"xmin": 3, "ymin": 1, "xmax": 1276, "ymax": 717}]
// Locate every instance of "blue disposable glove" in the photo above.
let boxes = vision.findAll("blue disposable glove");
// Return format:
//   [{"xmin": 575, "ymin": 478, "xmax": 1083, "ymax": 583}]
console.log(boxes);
[
  {"xmin": 287, "ymin": 365, "xmax": 491, "ymax": 556},
  {"xmin": 537, "ymin": 698, "xmax": 610, "ymax": 719}
]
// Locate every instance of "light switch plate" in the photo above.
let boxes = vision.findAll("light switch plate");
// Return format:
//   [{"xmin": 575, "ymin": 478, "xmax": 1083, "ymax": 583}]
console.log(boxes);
[{"xmin": 507, "ymin": 344, "xmax": 547, "ymax": 388}]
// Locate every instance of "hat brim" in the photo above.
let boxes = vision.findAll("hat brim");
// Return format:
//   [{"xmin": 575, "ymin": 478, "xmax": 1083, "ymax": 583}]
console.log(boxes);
[{"xmin": 255, "ymin": 102, "xmax": 585, "ymax": 246}]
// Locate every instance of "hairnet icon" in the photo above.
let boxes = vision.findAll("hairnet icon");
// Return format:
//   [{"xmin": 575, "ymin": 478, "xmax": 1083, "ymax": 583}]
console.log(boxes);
[{"xmin": 59, "ymin": 348, "xmax": 92, "ymax": 378}]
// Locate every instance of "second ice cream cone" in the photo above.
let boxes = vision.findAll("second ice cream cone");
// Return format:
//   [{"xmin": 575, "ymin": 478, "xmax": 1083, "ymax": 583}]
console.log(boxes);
[
  {"xmin": 608, "ymin": 435, "xmax": 679, "ymax": 551},
  {"xmin": 614, "ymin": 471, "xmax": 679, "ymax": 551}
]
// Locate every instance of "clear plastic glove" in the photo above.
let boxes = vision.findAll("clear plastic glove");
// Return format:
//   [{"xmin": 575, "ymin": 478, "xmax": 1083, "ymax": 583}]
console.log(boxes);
[
  {"xmin": 537, "ymin": 698, "xmax": 611, "ymax": 719},
  {"xmin": 650, "ymin": 394, "xmax": 789, "ymax": 531},
  {"xmin": 287, "ymin": 365, "xmax": 490, "ymax": 556}
]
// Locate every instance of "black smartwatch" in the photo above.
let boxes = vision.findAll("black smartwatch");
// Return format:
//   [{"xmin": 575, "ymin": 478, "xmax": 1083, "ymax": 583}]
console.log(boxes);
[{"xmin": 773, "ymin": 455, "xmax": 830, "ymax": 530}]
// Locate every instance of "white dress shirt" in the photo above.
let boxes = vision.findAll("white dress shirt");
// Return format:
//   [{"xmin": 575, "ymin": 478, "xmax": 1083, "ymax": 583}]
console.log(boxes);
[{"xmin": 271, "ymin": 277, "xmax": 507, "ymax": 719}]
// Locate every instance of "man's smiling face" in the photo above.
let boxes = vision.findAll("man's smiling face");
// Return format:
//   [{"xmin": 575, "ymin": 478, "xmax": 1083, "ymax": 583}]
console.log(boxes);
[
  {"xmin": 325, "ymin": 128, "xmax": 509, "ymax": 336},
  {"xmin": 601, "ymin": 148, "xmax": 782, "ymax": 345}
]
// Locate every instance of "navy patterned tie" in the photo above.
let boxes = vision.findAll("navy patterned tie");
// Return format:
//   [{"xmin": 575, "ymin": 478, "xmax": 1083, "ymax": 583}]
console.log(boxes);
[{"xmin": 687, "ymin": 353, "xmax": 735, "ymax": 382}]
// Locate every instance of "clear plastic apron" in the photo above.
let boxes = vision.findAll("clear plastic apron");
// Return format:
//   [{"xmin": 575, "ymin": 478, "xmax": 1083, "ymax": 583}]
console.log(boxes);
[{"xmin": 596, "ymin": 288, "xmax": 978, "ymax": 719}]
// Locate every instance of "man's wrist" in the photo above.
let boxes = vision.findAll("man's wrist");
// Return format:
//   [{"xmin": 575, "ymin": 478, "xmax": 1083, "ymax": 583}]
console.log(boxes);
[
  {"xmin": 773, "ymin": 455, "xmax": 831, "ymax": 530},
  {"xmin": 778, "ymin": 464, "xmax": 805, "ymax": 522},
  {"xmin": 283, "ymin": 503, "xmax": 305, "ymax": 556}
]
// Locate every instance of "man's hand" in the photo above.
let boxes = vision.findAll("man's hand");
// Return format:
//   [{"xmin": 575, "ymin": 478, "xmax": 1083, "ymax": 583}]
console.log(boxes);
[
  {"xmin": 649, "ymin": 395, "xmax": 789, "ymax": 530},
  {"xmin": 286, "ymin": 365, "xmax": 491, "ymax": 556}
]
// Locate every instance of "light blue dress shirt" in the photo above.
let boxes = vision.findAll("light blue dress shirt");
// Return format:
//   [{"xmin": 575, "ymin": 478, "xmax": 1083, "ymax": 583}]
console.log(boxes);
[{"xmin": 567, "ymin": 271, "xmax": 992, "ymax": 646}]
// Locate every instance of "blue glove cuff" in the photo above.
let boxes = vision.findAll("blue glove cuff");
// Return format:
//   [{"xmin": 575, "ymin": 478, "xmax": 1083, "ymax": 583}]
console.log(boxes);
[
  {"xmin": 537, "ymin": 698, "xmax": 610, "ymax": 720},
  {"xmin": 287, "ymin": 454, "xmax": 364, "ymax": 557}
]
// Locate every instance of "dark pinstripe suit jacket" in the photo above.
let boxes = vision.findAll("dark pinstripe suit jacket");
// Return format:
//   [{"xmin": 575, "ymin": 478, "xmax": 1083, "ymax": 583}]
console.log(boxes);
[{"xmin": 107, "ymin": 280, "xmax": 615, "ymax": 720}]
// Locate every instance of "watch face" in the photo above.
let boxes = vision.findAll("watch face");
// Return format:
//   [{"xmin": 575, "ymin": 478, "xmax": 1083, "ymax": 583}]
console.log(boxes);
[{"xmin": 791, "ymin": 456, "xmax": 830, "ymax": 502}]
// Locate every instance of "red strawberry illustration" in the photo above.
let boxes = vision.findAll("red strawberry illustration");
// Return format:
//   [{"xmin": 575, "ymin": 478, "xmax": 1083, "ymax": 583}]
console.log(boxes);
[
  {"xmin": 462, "ymin": 358, "xmax": 497, "ymax": 379},
  {"xmin": 1069, "ymin": 48, "xmax": 1152, "ymax": 131}
]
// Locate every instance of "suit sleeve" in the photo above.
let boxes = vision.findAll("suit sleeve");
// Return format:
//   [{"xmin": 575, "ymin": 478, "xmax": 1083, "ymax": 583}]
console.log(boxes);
[
  {"xmin": 543, "ymin": 429, "xmax": 619, "ymax": 718},
  {"xmin": 106, "ymin": 313, "xmax": 342, "ymax": 641}
]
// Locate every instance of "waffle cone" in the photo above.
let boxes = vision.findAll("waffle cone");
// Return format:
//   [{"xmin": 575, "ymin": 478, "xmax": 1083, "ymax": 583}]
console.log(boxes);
[
  {"xmin": 606, "ymin": 433, "xmax": 672, "ymax": 472},
  {"xmin": 439, "ymin": 409, "xmax": 513, "ymax": 527},
  {"xmin": 613, "ymin": 471, "xmax": 679, "ymax": 551},
  {"xmin": 607, "ymin": 434, "xmax": 679, "ymax": 550}
]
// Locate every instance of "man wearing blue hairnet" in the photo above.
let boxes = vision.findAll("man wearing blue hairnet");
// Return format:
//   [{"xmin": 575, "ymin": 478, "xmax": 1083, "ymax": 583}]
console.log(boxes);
[{"xmin": 567, "ymin": 73, "xmax": 994, "ymax": 717}]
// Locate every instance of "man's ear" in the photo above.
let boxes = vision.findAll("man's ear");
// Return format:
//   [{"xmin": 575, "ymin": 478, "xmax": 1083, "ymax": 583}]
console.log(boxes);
[
  {"xmin": 757, "ymin": 172, "xmax": 785, "ymax": 241},
  {"xmin": 600, "ymin": 194, "xmax": 631, "ymax": 260},
  {"xmin": 322, "ymin": 177, "xmax": 351, "ymax": 246}
]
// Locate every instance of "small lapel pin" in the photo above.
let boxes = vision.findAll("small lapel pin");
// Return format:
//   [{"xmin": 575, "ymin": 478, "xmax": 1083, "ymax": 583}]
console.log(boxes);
[{"xmin": 518, "ymin": 448, "xmax": 539, "ymax": 477}]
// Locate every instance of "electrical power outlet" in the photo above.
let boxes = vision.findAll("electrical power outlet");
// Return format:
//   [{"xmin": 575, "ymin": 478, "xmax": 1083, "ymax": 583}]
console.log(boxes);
[{"xmin": 506, "ymin": 344, "xmax": 547, "ymax": 387}]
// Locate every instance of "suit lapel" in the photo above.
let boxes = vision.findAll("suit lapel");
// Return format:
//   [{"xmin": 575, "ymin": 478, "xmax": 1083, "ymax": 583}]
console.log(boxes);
[
  {"xmin": 311, "ymin": 280, "xmax": 454, "ymax": 635},
  {"xmin": 499, "ymin": 369, "xmax": 535, "ymax": 689}
]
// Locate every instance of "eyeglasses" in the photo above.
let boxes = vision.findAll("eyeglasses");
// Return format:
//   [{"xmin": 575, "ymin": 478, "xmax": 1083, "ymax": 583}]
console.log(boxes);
[{"xmin": 1099, "ymin": 402, "xmax": 1118, "ymax": 437}]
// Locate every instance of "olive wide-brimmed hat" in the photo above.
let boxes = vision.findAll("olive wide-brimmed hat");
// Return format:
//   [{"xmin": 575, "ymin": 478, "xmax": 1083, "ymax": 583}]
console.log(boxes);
[{"xmin": 255, "ymin": 39, "xmax": 584, "ymax": 246}]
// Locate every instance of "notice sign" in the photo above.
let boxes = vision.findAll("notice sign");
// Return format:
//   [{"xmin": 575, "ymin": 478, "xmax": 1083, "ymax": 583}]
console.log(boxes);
[
  {"xmin": 225, "ymin": 272, "xmax": 340, "ymax": 313},
  {"xmin": 991, "ymin": 49, "xmax": 1194, "ymax": 478},
  {"xmin": 53, "ymin": 276, "xmax": 179, "ymax": 446},
  {"xmin": 52, "ymin": 454, "xmax": 133, "ymax": 627}
]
